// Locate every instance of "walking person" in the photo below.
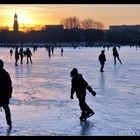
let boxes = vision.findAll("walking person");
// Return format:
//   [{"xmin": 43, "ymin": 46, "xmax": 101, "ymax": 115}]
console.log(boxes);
[
  {"xmin": 112, "ymin": 46, "xmax": 122, "ymax": 65},
  {"xmin": 98, "ymin": 50, "xmax": 106, "ymax": 72},
  {"xmin": 19, "ymin": 46, "xmax": 24, "ymax": 64},
  {"xmin": 15, "ymin": 47, "xmax": 19, "ymax": 66},
  {"xmin": 0, "ymin": 59, "xmax": 13, "ymax": 128},
  {"xmin": 9, "ymin": 48, "xmax": 13, "ymax": 58},
  {"xmin": 26, "ymin": 48, "xmax": 33, "ymax": 64},
  {"xmin": 61, "ymin": 47, "xmax": 64, "ymax": 56},
  {"xmin": 70, "ymin": 68, "xmax": 96, "ymax": 122}
]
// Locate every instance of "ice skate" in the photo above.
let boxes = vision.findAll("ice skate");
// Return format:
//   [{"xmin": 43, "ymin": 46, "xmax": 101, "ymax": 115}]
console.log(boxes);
[
  {"xmin": 86, "ymin": 110, "xmax": 95, "ymax": 118},
  {"xmin": 79, "ymin": 114, "xmax": 87, "ymax": 122}
]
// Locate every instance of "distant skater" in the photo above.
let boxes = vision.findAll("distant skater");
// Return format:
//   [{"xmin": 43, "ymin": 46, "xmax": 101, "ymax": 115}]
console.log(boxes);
[
  {"xmin": 19, "ymin": 47, "xmax": 24, "ymax": 64},
  {"xmin": 112, "ymin": 46, "xmax": 122, "ymax": 65},
  {"xmin": 98, "ymin": 50, "xmax": 106, "ymax": 72},
  {"xmin": 9, "ymin": 48, "xmax": 13, "ymax": 58},
  {"xmin": 70, "ymin": 68, "xmax": 96, "ymax": 122},
  {"xmin": 26, "ymin": 48, "xmax": 33, "ymax": 64},
  {"xmin": 61, "ymin": 47, "xmax": 63, "ymax": 56},
  {"xmin": 15, "ymin": 47, "xmax": 19, "ymax": 66},
  {"xmin": 0, "ymin": 59, "xmax": 13, "ymax": 128}
]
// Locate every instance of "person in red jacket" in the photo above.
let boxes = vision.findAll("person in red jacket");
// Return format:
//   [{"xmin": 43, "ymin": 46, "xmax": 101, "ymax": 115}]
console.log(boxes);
[{"xmin": 0, "ymin": 59, "xmax": 13, "ymax": 128}]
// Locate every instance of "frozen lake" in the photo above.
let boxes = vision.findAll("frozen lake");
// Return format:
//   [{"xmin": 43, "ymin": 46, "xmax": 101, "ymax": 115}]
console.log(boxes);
[{"xmin": 0, "ymin": 46, "xmax": 140, "ymax": 136}]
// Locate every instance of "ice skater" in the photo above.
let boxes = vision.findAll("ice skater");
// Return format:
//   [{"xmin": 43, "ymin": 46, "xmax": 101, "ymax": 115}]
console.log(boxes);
[
  {"xmin": 19, "ymin": 46, "xmax": 24, "ymax": 64},
  {"xmin": 112, "ymin": 46, "xmax": 122, "ymax": 65},
  {"xmin": 98, "ymin": 50, "xmax": 106, "ymax": 72},
  {"xmin": 15, "ymin": 47, "xmax": 19, "ymax": 66},
  {"xmin": 26, "ymin": 48, "xmax": 33, "ymax": 64},
  {"xmin": 70, "ymin": 68, "xmax": 96, "ymax": 122},
  {"xmin": 0, "ymin": 59, "xmax": 13, "ymax": 128},
  {"xmin": 9, "ymin": 48, "xmax": 13, "ymax": 58}
]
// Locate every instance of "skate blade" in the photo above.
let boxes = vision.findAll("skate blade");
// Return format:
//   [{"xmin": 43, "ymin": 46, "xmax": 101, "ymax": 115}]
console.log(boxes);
[{"xmin": 86, "ymin": 112, "xmax": 95, "ymax": 118}]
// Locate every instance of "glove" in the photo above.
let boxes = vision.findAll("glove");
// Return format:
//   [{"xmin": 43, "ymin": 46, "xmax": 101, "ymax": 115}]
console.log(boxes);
[
  {"xmin": 91, "ymin": 90, "xmax": 96, "ymax": 96},
  {"xmin": 87, "ymin": 86, "xmax": 96, "ymax": 96}
]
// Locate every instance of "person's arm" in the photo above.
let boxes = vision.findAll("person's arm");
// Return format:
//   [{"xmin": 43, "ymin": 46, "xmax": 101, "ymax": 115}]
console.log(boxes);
[
  {"xmin": 86, "ymin": 85, "xmax": 96, "ymax": 96},
  {"xmin": 70, "ymin": 79, "xmax": 76, "ymax": 99}
]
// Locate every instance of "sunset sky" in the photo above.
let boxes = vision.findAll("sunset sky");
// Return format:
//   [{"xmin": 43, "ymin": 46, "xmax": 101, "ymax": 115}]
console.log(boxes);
[{"xmin": 0, "ymin": 4, "xmax": 140, "ymax": 30}]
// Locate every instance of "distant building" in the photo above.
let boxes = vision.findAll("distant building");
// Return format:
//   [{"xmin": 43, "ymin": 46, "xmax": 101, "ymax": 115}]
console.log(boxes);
[
  {"xmin": 45, "ymin": 25, "xmax": 64, "ymax": 31},
  {"xmin": 13, "ymin": 13, "xmax": 19, "ymax": 32},
  {"xmin": 109, "ymin": 25, "xmax": 140, "ymax": 32}
]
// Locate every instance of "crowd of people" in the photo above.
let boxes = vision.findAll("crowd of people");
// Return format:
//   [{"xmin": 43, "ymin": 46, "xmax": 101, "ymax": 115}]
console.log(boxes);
[{"xmin": 0, "ymin": 45, "xmax": 123, "ymax": 128}]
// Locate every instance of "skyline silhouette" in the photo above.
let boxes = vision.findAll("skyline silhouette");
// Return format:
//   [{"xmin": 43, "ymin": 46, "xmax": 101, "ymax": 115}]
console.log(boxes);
[{"xmin": 0, "ymin": 4, "xmax": 140, "ymax": 31}]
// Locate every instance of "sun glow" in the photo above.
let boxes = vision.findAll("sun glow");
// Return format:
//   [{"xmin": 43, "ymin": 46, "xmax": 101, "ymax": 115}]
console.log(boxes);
[
  {"xmin": 18, "ymin": 14, "xmax": 33, "ymax": 25},
  {"xmin": 5, "ymin": 12, "xmax": 43, "ymax": 32}
]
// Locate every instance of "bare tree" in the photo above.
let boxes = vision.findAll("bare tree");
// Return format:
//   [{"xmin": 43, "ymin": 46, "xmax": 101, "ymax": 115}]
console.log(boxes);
[
  {"xmin": 60, "ymin": 16, "xmax": 80, "ymax": 29},
  {"xmin": 94, "ymin": 21, "xmax": 104, "ymax": 30},
  {"xmin": 81, "ymin": 18, "xmax": 94, "ymax": 29},
  {"xmin": 60, "ymin": 17, "xmax": 104, "ymax": 30}
]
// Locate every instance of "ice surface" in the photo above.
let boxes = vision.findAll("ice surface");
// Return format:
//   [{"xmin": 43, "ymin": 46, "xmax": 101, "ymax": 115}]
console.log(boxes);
[{"xmin": 0, "ymin": 46, "xmax": 140, "ymax": 136}]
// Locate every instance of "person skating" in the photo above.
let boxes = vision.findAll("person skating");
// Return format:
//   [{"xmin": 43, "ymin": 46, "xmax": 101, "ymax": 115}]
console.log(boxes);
[
  {"xmin": 0, "ymin": 59, "xmax": 13, "ymax": 128},
  {"xmin": 98, "ymin": 50, "xmax": 106, "ymax": 72},
  {"xmin": 112, "ymin": 46, "xmax": 122, "ymax": 65},
  {"xmin": 70, "ymin": 68, "xmax": 96, "ymax": 121}
]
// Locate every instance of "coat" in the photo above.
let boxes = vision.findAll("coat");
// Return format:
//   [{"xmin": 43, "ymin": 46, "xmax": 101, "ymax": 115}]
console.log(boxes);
[{"xmin": 0, "ymin": 69, "xmax": 12, "ymax": 106}]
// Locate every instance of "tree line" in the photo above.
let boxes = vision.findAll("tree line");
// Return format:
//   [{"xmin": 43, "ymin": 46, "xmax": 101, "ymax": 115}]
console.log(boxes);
[
  {"xmin": 0, "ymin": 16, "xmax": 104, "ymax": 32},
  {"xmin": 60, "ymin": 16, "xmax": 104, "ymax": 30}
]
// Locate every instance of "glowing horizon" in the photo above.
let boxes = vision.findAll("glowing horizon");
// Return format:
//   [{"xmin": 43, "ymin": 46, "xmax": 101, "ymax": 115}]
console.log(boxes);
[{"xmin": 0, "ymin": 4, "xmax": 140, "ymax": 31}]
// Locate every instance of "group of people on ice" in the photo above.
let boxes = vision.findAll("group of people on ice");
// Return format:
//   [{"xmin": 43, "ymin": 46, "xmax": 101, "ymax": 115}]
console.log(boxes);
[
  {"xmin": 10, "ymin": 47, "xmax": 33, "ymax": 66},
  {"xmin": 0, "ymin": 46, "xmax": 123, "ymax": 129},
  {"xmin": 98, "ymin": 46, "xmax": 122, "ymax": 72}
]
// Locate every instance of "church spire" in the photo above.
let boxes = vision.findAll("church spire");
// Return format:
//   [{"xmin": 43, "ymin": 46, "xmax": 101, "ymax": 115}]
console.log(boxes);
[{"xmin": 13, "ymin": 12, "xmax": 19, "ymax": 32}]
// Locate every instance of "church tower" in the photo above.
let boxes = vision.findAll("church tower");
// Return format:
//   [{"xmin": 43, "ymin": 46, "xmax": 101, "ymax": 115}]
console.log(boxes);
[{"xmin": 13, "ymin": 13, "xmax": 19, "ymax": 32}]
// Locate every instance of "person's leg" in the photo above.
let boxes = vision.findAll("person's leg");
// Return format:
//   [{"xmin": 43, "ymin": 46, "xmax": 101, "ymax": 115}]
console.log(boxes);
[
  {"xmin": 100, "ymin": 63, "xmax": 104, "ymax": 72},
  {"xmin": 79, "ymin": 94, "xmax": 94, "ymax": 117},
  {"xmin": 78, "ymin": 95, "xmax": 87, "ymax": 119},
  {"xmin": 27, "ymin": 57, "xmax": 29, "ymax": 64},
  {"xmin": 117, "ymin": 56, "xmax": 122, "ymax": 64},
  {"xmin": 15, "ymin": 59, "xmax": 18, "ymax": 66},
  {"xmin": 21, "ymin": 56, "xmax": 23, "ymax": 64},
  {"xmin": 2, "ymin": 104, "xmax": 12, "ymax": 127},
  {"xmin": 114, "ymin": 56, "xmax": 116, "ymax": 65},
  {"xmin": 30, "ymin": 56, "xmax": 32, "ymax": 63}
]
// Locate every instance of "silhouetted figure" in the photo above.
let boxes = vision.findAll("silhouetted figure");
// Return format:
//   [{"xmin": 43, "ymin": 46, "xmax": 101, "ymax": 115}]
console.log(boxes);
[
  {"xmin": 70, "ymin": 68, "xmax": 96, "ymax": 122},
  {"xmin": 98, "ymin": 50, "xmax": 106, "ymax": 72},
  {"xmin": 0, "ymin": 60, "xmax": 12, "ymax": 128},
  {"xmin": 19, "ymin": 47, "xmax": 24, "ymax": 64},
  {"xmin": 9, "ymin": 48, "xmax": 13, "ymax": 58},
  {"xmin": 26, "ymin": 48, "xmax": 33, "ymax": 64},
  {"xmin": 51, "ymin": 46, "xmax": 54, "ymax": 55},
  {"xmin": 15, "ymin": 47, "xmax": 19, "ymax": 66},
  {"xmin": 112, "ymin": 47, "xmax": 122, "ymax": 65},
  {"xmin": 48, "ymin": 47, "xmax": 51, "ymax": 57},
  {"xmin": 23, "ymin": 50, "xmax": 27, "ymax": 56},
  {"xmin": 61, "ymin": 48, "xmax": 63, "ymax": 56}
]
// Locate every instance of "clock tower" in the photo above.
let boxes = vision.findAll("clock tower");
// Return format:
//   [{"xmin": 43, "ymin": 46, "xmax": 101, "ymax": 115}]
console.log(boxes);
[{"xmin": 13, "ymin": 13, "xmax": 19, "ymax": 32}]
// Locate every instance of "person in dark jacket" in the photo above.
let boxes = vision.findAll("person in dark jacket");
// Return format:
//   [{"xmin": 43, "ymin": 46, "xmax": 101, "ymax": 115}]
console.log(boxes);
[
  {"xmin": 98, "ymin": 50, "xmax": 106, "ymax": 72},
  {"xmin": 26, "ymin": 48, "xmax": 33, "ymax": 64},
  {"xmin": 0, "ymin": 59, "xmax": 12, "ymax": 128},
  {"xmin": 70, "ymin": 68, "xmax": 96, "ymax": 121},
  {"xmin": 15, "ymin": 47, "xmax": 19, "ymax": 66},
  {"xmin": 19, "ymin": 46, "xmax": 24, "ymax": 64},
  {"xmin": 112, "ymin": 47, "xmax": 122, "ymax": 65}
]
